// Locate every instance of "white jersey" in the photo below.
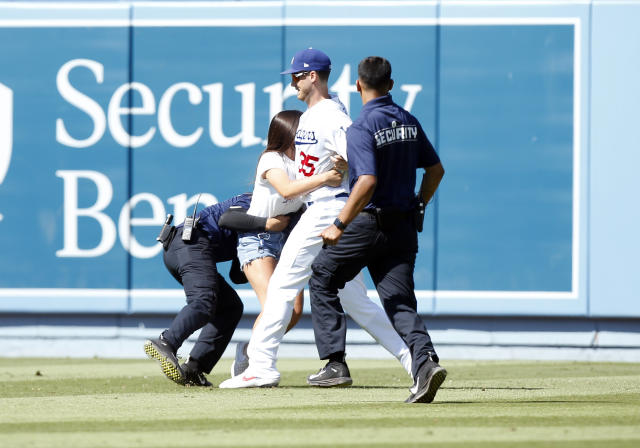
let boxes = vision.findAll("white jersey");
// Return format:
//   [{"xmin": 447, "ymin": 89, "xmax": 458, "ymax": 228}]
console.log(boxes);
[
  {"xmin": 246, "ymin": 151, "xmax": 303, "ymax": 218},
  {"xmin": 294, "ymin": 98, "xmax": 352, "ymax": 203}
]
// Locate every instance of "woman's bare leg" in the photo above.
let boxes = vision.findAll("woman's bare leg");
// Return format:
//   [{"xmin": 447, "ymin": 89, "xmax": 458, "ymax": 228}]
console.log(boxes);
[
  {"xmin": 287, "ymin": 290, "xmax": 304, "ymax": 332},
  {"xmin": 243, "ymin": 257, "xmax": 303, "ymax": 332}
]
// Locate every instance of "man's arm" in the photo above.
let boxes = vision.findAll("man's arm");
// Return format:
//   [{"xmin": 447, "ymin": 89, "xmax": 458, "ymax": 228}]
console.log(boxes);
[
  {"xmin": 419, "ymin": 162, "xmax": 445, "ymax": 204},
  {"xmin": 320, "ymin": 174, "xmax": 377, "ymax": 246}
]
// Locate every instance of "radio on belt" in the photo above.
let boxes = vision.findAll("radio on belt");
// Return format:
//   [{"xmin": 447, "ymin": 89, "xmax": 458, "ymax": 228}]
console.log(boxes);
[
  {"xmin": 156, "ymin": 214, "xmax": 174, "ymax": 242},
  {"xmin": 182, "ymin": 194, "xmax": 202, "ymax": 242}
]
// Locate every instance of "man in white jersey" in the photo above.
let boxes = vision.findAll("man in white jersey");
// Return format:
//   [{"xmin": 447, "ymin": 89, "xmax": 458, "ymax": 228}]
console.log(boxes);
[{"xmin": 220, "ymin": 48, "xmax": 411, "ymax": 388}]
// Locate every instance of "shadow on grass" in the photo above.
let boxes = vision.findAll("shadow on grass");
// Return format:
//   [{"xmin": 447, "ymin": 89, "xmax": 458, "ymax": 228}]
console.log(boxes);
[
  {"xmin": 433, "ymin": 400, "xmax": 626, "ymax": 405},
  {"xmin": 278, "ymin": 386, "xmax": 545, "ymax": 391},
  {"xmin": 279, "ymin": 385, "xmax": 408, "ymax": 390},
  {"xmin": 444, "ymin": 386, "xmax": 545, "ymax": 390}
]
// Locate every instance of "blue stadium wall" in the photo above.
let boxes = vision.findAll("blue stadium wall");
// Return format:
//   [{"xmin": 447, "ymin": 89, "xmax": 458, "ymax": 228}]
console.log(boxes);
[{"xmin": 0, "ymin": 1, "xmax": 638, "ymax": 359}]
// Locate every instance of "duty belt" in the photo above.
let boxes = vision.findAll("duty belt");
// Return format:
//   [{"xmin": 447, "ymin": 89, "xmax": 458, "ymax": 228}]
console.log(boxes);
[{"xmin": 361, "ymin": 207, "xmax": 413, "ymax": 231}]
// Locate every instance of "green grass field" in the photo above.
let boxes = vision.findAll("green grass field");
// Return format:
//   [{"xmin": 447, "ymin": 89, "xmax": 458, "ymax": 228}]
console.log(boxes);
[{"xmin": 1, "ymin": 358, "xmax": 639, "ymax": 447}]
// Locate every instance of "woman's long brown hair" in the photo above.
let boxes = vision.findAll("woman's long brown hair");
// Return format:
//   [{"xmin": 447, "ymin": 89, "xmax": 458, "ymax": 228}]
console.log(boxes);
[{"xmin": 263, "ymin": 109, "xmax": 303, "ymax": 155}]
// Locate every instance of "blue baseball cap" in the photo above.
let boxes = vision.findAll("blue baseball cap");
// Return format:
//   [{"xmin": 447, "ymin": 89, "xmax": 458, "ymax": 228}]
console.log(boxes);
[{"xmin": 281, "ymin": 48, "xmax": 332, "ymax": 75}]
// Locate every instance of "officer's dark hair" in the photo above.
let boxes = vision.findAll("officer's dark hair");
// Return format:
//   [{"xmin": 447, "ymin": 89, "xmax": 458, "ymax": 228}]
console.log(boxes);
[
  {"xmin": 263, "ymin": 109, "xmax": 303, "ymax": 155},
  {"xmin": 358, "ymin": 56, "xmax": 392, "ymax": 92}
]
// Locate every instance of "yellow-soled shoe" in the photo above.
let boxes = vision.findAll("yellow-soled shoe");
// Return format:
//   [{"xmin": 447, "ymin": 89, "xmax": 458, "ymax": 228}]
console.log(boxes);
[{"xmin": 144, "ymin": 336, "xmax": 185, "ymax": 386}]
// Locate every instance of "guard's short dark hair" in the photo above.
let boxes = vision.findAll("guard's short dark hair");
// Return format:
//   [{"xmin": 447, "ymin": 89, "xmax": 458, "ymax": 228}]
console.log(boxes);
[{"xmin": 358, "ymin": 56, "xmax": 392, "ymax": 91}]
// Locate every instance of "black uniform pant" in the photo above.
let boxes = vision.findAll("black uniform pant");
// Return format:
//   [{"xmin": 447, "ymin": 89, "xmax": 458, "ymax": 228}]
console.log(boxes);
[
  {"xmin": 162, "ymin": 227, "xmax": 243, "ymax": 373},
  {"xmin": 309, "ymin": 211, "xmax": 437, "ymax": 378}
]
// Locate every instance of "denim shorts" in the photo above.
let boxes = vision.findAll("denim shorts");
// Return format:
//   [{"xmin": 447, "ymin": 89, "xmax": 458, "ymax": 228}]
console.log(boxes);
[{"xmin": 237, "ymin": 231, "xmax": 287, "ymax": 268}]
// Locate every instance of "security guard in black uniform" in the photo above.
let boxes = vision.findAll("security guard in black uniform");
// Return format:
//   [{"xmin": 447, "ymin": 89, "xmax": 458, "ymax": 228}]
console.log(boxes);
[
  {"xmin": 307, "ymin": 56, "xmax": 447, "ymax": 403},
  {"xmin": 144, "ymin": 193, "xmax": 289, "ymax": 387}
]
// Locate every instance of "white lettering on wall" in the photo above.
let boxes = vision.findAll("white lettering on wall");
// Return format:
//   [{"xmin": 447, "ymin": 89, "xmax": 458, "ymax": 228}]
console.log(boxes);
[
  {"xmin": 400, "ymin": 84, "xmax": 423, "ymax": 112},
  {"xmin": 55, "ymin": 59, "xmax": 423, "ymax": 152},
  {"xmin": 262, "ymin": 82, "xmax": 298, "ymax": 121},
  {"xmin": 330, "ymin": 64, "xmax": 358, "ymax": 115},
  {"xmin": 118, "ymin": 193, "xmax": 165, "ymax": 259},
  {"xmin": 158, "ymin": 82, "xmax": 203, "ymax": 148},
  {"xmin": 108, "ymin": 82, "xmax": 156, "ymax": 148},
  {"xmin": 56, "ymin": 59, "xmax": 106, "ymax": 148},
  {"xmin": 55, "ymin": 170, "xmax": 220, "ymax": 258},
  {"xmin": 0, "ymin": 82, "xmax": 12, "ymax": 222},
  {"xmin": 56, "ymin": 170, "xmax": 116, "ymax": 257},
  {"xmin": 202, "ymin": 82, "xmax": 261, "ymax": 148}
]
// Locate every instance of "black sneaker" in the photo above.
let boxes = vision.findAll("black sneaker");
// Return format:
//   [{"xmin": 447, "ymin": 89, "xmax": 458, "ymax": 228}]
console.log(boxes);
[
  {"xmin": 143, "ymin": 335, "xmax": 185, "ymax": 386},
  {"xmin": 405, "ymin": 358, "xmax": 447, "ymax": 404},
  {"xmin": 307, "ymin": 360, "xmax": 353, "ymax": 387},
  {"xmin": 182, "ymin": 359, "xmax": 212, "ymax": 387}
]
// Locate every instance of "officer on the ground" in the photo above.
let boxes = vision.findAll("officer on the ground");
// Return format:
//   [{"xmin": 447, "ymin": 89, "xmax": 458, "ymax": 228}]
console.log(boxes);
[
  {"xmin": 307, "ymin": 56, "xmax": 447, "ymax": 403},
  {"xmin": 144, "ymin": 193, "xmax": 289, "ymax": 386}
]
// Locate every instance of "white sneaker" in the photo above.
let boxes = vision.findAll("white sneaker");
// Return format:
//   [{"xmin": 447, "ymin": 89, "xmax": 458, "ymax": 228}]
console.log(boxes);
[
  {"xmin": 219, "ymin": 371, "xmax": 280, "ymax": 389},
  {"xmin": 230, "ymin": 341, "xmax": 249, "ymax": 377}
]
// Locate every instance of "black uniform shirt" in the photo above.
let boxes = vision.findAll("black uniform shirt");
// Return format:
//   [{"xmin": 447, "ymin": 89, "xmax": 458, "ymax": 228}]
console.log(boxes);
[
  {"xmin": 195, "ymin": 193, "xmax": 251, "ymax": 262},
  {"xmin": 347, "ymin": 94, "xmax": 440, "ymax": 210}
]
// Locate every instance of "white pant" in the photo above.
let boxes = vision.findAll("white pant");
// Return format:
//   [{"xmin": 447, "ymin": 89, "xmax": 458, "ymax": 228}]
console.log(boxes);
[{"xmin": 247, "ymin": 197, "xmax": 412, "ymax": 380}]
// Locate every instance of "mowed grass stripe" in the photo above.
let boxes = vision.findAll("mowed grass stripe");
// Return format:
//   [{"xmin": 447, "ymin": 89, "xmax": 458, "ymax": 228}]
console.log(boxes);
[
  {"xmin": 2, "ymin": 413, "xmax": 640, "ymax": 433},
  {"xmin": 2, "ymin": 359, "xmax": 638, "ymax": 379},
  {"xmin": 2, "ymin": 396, "xmax": 638, "ymax": 424},
  {"xmin": 0, "ymin": 359, "xmax": 639, "ymax": 447},
  {"xmin": 1, "ymin": 426, "xmax": 639, "ymax": 448}
]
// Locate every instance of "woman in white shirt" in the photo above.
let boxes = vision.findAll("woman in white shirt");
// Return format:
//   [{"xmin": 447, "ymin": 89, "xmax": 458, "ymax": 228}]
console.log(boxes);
[{"xmin": 222, "ymin": 110, "xmax": 344, "ymax": 375}]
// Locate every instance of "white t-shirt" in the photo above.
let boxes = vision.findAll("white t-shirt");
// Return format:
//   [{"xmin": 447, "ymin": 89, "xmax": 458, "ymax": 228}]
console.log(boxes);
[
  {"xmin": 294, "ymin": 98, "xmax": 352, "ymax": 203},
  {"xmin": 246, "ymin": 151, "xmax": 304, "ymax": 218}
]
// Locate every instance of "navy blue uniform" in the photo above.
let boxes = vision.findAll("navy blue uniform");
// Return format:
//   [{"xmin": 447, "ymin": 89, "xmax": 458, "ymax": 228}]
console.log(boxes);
[
  {"xmin": 309, "ymin": 94, "xmax": 441, "ymax": 377},
  {"xmin": 162, "ymin": 194, "xmax": 250, "ymax": 373}
]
